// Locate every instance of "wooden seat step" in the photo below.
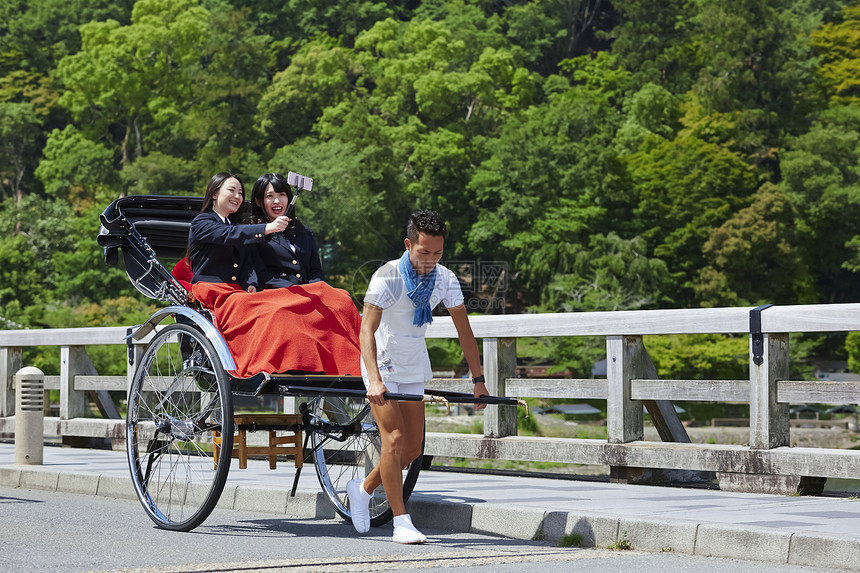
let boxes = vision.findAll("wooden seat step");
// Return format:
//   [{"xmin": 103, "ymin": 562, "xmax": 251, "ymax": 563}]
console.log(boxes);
[{"xmin": 213, "ymin": 413, "xmax": 303, "ymax": 470}]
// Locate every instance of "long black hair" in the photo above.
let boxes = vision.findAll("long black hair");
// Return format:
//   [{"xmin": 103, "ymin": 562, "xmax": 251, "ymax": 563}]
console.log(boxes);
[
  {"xmin": 185, "ymin": 172, "xmax": 247, "ymax": 260},
  {"xmin": 250, "ymin": 173, "xmax": 305, "ymax": 235},
  {"xmin": 200, "ymin": 172, "xmax": 247, "ymax": 224}
]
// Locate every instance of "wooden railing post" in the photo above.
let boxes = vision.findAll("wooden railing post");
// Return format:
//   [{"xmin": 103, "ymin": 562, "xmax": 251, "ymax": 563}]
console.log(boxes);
[
  {"xmin": 606, "ymin": 335, "xmax": 644, "ymax": 444},
  {"xmin": 749, "ymin": 333, "xmax": 790, "ymax": 449},
  {"xmin": 60, "ymin": 346, "xmax": 93, "ymax": 420},
  {"xmin": 606, "ymin": 335, "xmax": 646, "ymax": 483},
  {"xmin": 716, "ymin": 332, "xmax": 810, "ymax": 494},
  {"xmin": 483, "ymin": 337, "xmax": 517, "ymax": 438},
  {"xmin": 0, "ymin": 347, "xmax": 23, "ymax": 417}
]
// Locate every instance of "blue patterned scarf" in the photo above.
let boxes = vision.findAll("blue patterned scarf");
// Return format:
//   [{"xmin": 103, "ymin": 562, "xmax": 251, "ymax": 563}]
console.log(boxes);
[{"xmin": 399, "ymin": 250, "xmax": 436, "ymax": 327}]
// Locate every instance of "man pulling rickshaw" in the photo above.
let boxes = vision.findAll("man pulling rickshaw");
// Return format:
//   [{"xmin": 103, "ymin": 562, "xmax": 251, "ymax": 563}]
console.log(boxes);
[{"xmin": 97, "ymin": 171, "xmax": 516, "ymax": 536}]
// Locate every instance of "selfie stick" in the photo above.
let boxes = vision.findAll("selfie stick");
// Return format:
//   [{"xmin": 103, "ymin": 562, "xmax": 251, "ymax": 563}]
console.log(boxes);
[{"xmin": 285, "ymin": 171, "xmax": 313, "ymax": 219}]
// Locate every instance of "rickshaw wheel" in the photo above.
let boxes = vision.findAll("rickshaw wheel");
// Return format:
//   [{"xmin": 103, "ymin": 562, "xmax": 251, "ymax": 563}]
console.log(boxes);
[
  {"xmin": 127, "ymin": 322, "xmax": 233, "ymax": 531},
  {"xmin": 309, "ymin": 396, "xmax": 421, "ymax": 527}
]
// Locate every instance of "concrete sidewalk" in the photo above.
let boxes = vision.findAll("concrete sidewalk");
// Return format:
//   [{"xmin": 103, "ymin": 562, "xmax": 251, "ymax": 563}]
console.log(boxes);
[{"xmin": 1, "ymin": 441, "xmax": 859, "ymax": 570}]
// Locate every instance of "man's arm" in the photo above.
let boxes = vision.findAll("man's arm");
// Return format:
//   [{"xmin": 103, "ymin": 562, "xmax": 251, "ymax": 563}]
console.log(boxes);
[
  {"xmin": 448, "ymin": 303, "xmax": 488, "ymax": 409},
  {"xmin": 359, "ymin": 302, "xmax": 388, "ymax": 406}
]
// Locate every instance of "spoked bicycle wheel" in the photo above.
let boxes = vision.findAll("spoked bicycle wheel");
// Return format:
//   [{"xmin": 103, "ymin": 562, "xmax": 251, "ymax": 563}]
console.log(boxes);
[
  {"xmin": 309, "ymin": 396, "xmax": 422, "ymax": 527},
  {"xmin": 126, "ymin": 322, "xmax": 234, "ymax": 531}
]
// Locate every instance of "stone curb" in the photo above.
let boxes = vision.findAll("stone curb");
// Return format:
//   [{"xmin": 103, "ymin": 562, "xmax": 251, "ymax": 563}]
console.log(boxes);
[
  {"xmin": 694, "ymin": 522, "xmax": 791, "ymax": 562},
  {"xmin": 788, "ymin": 532, "xmax": 860, "ymax": 569},
  {"xmin": 618, "ymin": 515, "xmax": 698, "ymax": 554},
  {"xmin": 1, "ymin": 465, "xmax": 857, "ymax": 570}
]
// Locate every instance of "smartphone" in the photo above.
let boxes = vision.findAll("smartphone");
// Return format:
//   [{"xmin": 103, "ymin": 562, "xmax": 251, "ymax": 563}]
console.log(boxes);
[{"xmin": 287, "ymin": 171, "xmax": 313, "ymax": 191}]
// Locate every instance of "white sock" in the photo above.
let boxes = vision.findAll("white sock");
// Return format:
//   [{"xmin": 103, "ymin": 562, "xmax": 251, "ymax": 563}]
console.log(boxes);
[
  {"xmin": 393, "ymin": 514, "xmax": 415, "ymax": 529},
  {"xmin": 359, "ymin": 479, "xmax": 372, "ymax": 499}
]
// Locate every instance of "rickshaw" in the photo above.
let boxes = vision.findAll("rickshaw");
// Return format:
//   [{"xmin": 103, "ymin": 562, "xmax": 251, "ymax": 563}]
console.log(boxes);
[{"xmin": 97, "ymin": 179, "xmax": 517, "ymax": 532}]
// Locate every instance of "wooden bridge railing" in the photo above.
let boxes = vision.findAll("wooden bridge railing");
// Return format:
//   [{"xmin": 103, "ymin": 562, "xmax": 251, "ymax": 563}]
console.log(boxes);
[{"xmin": 1, "ymin": 303, "xmax": 859, "ymax": 494}]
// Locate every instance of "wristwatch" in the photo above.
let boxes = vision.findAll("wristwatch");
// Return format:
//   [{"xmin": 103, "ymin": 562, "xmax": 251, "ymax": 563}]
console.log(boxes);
[{"xmin": 472, "ymin": 374, "xmax": 485, "ymax": 385}]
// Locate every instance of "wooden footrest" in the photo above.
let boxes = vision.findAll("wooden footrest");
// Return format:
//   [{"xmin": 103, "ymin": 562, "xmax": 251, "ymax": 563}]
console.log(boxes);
[{"xmin": 213, "ymin": 414, "xmax": 303, "ymax": 470}]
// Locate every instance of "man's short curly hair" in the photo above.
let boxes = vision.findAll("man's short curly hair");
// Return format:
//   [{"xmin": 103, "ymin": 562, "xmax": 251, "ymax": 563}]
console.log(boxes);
[{"xmin": 407, "ymin": 209, "xmax": 448, "ymax": 241}]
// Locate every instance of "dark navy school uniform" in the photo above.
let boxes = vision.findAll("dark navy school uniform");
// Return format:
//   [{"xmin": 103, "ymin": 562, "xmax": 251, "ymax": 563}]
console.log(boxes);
[
  {"xmin": 257, "ymin": 223, "xmax": 324, "ymax": 288},
  {"xmin": 189, "ymin": 211, "xmax": 267, "ymax": 290}
]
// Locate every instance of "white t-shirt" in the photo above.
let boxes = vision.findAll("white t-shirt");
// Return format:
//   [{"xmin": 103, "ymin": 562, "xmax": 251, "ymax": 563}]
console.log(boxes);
[{"xmin": 361, "ymin": 259, "xmax": 464, "ymax": 384}]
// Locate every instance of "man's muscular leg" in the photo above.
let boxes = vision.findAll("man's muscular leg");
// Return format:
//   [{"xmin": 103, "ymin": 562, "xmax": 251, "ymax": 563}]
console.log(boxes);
[
  {"xmin": 362, "ymin": 400, "xmax": 424, "ymax": 515},
  {"xmin": 356, "ymin": 399, "xmax": 426, "ymax": 543}
]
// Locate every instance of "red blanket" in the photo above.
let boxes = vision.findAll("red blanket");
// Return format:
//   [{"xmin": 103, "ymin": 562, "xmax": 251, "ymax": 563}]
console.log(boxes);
[
  {"xmin": 191, "ymin": 281, "xmax": 362, "ymax": 378},
  {"xmin": 171, "ymin": 257, "xmax": 193, "ymax": 291}
]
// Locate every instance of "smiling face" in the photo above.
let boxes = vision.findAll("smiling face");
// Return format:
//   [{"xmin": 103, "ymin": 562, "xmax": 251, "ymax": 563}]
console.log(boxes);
[
  {"xmin": 257, "ymin": 183, "xmax": 290, "ymax": 222},
  {"xmin": 212, "ymin": 177, "xmax": 244, "ymax": 218},
  {"xmin": 405, "ymin": 231, "xmax": 444, "ymax": 275}
]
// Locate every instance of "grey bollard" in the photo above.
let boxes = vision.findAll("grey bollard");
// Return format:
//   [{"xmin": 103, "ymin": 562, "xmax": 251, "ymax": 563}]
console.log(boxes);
[{"xmin": 15, "ymin": 366, "xmax": 44, "ymax": 465}]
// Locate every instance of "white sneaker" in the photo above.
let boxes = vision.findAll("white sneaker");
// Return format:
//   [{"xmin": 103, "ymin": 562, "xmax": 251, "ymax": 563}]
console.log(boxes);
[
  {"xmin": 392, "ymin": 514, "xmax": 427, "ymax": 544},
  {"xmin": 347, "ymin": 478, "xmax": 370, "ymax": 533}
]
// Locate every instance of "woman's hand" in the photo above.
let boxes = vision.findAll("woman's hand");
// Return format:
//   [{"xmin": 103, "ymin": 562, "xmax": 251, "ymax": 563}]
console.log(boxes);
[
  {"xmin": 366, "ymin": 378, "xmax": 389, "ymax": 406},
  {"xmin": 264, "ymin": 216, "xmax": 291, "ymax": 235}
]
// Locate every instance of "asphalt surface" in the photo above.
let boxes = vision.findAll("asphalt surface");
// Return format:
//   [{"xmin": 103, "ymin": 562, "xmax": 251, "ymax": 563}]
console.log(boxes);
[
  {"xmin": 0, "ymin": 485, "xmax": 833, "ymax": 573},
  {"xmin": 1, "ymin": 442, "xmax": 860, "ymax": 570}
]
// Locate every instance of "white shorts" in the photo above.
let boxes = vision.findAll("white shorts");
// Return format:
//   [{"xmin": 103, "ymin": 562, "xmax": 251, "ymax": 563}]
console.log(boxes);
[{"xmin": 362, "ymin": 379, "xmax": 424, "ymax": 398}]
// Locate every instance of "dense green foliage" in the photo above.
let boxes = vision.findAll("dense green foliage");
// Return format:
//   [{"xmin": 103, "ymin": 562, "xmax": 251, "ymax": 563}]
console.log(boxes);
[{"xmin": 1, "ymin": 0, "xmax": 859, "ymax": 377}]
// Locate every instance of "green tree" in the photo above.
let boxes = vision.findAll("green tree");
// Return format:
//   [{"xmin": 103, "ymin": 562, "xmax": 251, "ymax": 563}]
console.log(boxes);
[
  {"xmin": 466, "ymin": 54, "xmax": 631, "ymax": 303},
  {"xmin": 55, "ymin": 0, "xmax": 210, "ymax": 164},
  {"xmin": 534, "ymin": 232, "xmax": 673, "ymax": 377},
  {"xmin": 269, "ymin": 133, "xmax": 409, "ymax": 279},
  {"xmin": 34, "ymin": 126, "xmax": 118, "ymax": 205},
  {"xmin": 169, "ymin": 3, "xmax": 272, "ymax": 178},
  {"xmin": 808, "ymin": 5, "xmax": 860, "ymax": 105},
  {"xmin": 467, "ymin": 86, "xmax": 617, "ymax": 300},
  {"xmin": 0, "ymin": 234, "xmax": 46, "ymax": 312},
  {"xmin": 540, "ymin": 233, "xmax": 673, "ymax": 313},
  {"xmin": 612, "ymin": 0, "xmax": 827, "ymax": 145},
  {"xmin": 693, "ymin": 183, "xmax": 815, "ymax": 307},
  {"xmin": 230, "ymin": 0, "xmax": 396, "ymax": 49},
  {"xmin": 792, "ymin": 7, "xmax": 860, "ymax": 303},
  {"xmin": 644, "ymin": 333, "xmax": 749, "ymax": 381},
  {"xmin": 845, "ymin": 330, "xmax": 860, "ymax": 373},
  {"xmin": 262, "ymin": 9, "xmax": 543, "ymax": 276},
  {"xmin": 0, "ymin": 0, "xmax": 133, "ymax": 74},
  {"xmin": 614, "ymin": 82, "xmax": 682, "ymax": 153},
  {"xmin": 0, "ymin": 101, "xmax": 41, "ymax": 203},
  {"xmin": 0, "ymin": 0, "xmax": 133, "ymax": 131},
  {"xmin": 258, "ymin": 43, "xmax": 363, "ymax": 144},
  {"xmin": 686, "ymin": 0, "xmax": 819, "ymax": 145},
  {"xmin": 781, "ymin": 105, "xmax": 860, "ymax": 303},
  {"xmin": 626, "ymin": 133, "xmax": 760, "ymax": 304},
  {"xmin": 0, "ymin": 197, "xmax": 75, "ymax": 311},
  {"xmin": 0, "ymin": 0, "xmax": 855, "ymax": 337},
  {"xmin": 121, "ymin": 152, "xmax": 197, "ymax": 196},
  {"xmin": 498, "ymin": 0, "xmax": 618, "ymax": 75},
  {"xmin": 608, "ymin": 0, "xmax": 699, "ymax": 93},
  {"xmin": 51, "ymin": 204, "xmax": 134, "ymax": 303},
  {"xmin": 55, "ymin": 0, "xmax": 273, "ymax": 185}
]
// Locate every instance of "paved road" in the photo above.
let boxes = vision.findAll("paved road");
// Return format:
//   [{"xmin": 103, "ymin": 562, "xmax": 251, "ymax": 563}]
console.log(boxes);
[
  {"xmin": 3, "ymin": 443, "xmax": 860, "ymax": 571},
  {"xmin": 0, "ymin": 486, "xmax": 836, "ymax": 573}
]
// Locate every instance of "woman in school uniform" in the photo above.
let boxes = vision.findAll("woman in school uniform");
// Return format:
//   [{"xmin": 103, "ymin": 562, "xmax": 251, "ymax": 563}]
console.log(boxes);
[
  {"xmin": 187, "ymin": 172, "xmax": 361, "ymax": 379},
  {"xmin": 249, "ymin": 172, "xmax": 324, "ymax": 288}
]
